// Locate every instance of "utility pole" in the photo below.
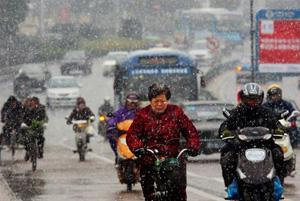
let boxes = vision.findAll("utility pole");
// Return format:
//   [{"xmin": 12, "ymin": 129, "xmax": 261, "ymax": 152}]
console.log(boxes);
[
  {"xmin": 250, "ymin": 0, "xmax": 255, "ymax": 82},
  {"xmin": 40, "ymin": 0, "xmax": 45, "ymax": 37}
]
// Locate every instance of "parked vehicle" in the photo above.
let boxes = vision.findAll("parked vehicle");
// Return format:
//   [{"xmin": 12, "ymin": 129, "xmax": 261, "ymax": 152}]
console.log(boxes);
[
  {"xmin": 115, "ymin": 119, "xmax": 140, "ymax": 191},
  {"xmin": 46, "ymin": 76, "xmax": 80, "ymax": 108},
  {"xmin": 60, "ymin": 50, "xmax": 92, "ymax": 75}
]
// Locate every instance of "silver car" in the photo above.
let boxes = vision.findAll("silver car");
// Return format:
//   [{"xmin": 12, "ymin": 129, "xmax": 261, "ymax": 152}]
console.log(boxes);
[{"xmin": 46, "ymin": 76, "xmax": 81, "ymax": 108}]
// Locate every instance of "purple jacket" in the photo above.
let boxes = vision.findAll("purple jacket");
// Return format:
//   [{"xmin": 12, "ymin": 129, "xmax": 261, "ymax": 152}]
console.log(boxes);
[{"xmin": 106, "ymin": 107, "xmax": 137, "ymax": 138}]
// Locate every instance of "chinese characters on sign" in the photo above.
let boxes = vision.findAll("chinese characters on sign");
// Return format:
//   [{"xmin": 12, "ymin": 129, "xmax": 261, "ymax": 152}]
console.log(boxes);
[
  {"xmin": 130, "ymin": 68, "xmax": 190, "ymax": 75},
  {"xmin": 257, "ymin": 10, "xmax": 300, "ymax": 73}
]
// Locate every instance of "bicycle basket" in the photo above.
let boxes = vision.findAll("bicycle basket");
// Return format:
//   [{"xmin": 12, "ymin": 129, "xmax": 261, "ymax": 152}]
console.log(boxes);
[{"xmin": 159, "ymin": 158, "xmax": 186, "ymax": 188}]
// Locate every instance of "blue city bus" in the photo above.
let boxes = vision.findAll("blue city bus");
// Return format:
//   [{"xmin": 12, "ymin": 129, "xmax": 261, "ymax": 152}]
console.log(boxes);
[{"xmin": 113, "ymin": 48, "xmax": 200, "ymax": 107}]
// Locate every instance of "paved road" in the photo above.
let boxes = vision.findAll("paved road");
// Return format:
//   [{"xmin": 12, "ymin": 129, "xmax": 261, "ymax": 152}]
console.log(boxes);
[{"xmin": 0, "ymin": 57, "xmax": 299, "ymax": 201}]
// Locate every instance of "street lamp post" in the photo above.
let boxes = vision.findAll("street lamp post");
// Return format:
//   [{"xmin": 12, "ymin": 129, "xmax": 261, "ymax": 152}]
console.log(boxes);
[{"xmin": 250, "ymin": 0, "xmax": 255, "ymax": 82}]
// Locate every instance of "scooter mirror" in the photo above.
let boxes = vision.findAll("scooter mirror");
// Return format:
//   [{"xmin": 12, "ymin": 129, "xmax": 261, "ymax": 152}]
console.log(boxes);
[
  {"xmin": 281, "ymin": 110, "xmax": 289, "ymax": 118},
  {"xmin": 222, "ymin": 108, "xmax": 231, "ymax": 119},
  {"xmin": 287, "ymin": 110, "xmax": 300, "ymax": 121}
]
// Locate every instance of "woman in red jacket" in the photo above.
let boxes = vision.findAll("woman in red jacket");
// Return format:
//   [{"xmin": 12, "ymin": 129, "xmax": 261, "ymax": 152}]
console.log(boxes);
[{"xmin": 126, "ymin": 83, "xmax": 200, "ymax": 201}]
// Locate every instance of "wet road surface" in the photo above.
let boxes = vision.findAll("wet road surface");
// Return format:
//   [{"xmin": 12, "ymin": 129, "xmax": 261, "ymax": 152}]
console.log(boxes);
[{"xmin": 0, "ymin": 57, "xmax": 300, "ymax": 200}]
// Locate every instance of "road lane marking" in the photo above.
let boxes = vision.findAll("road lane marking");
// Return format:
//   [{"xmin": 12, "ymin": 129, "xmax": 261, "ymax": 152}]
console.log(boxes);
[
  {"xmin": 60, "ymin": 140, "xmax": 226, "ymax": 200},
  {"xmin": 187, "ymin": 186, "xmax": 224, "ymax": 201},
  {"xmin": 187, "ymin": 171, "xmax": 223, "ymax": 183}
]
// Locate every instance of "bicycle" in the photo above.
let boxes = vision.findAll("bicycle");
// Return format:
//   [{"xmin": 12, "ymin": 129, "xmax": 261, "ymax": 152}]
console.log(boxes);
[
  {"xmin": 138, "ymin": 148, "xmax": 189, "ymax": 201},
  {"xmin": 22, "ymin": 121, "xmax": 45, "ymax": 171}
]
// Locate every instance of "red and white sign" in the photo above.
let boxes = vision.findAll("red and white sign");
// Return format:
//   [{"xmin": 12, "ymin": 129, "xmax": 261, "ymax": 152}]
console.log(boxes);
[{"xmin": 258, "ymin": 20, "xmax": 300, "ymax": 72}]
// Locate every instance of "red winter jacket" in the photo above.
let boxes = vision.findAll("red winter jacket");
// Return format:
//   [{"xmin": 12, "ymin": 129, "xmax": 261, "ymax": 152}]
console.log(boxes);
[{"xmin": 126, "ymin": 104, "xmax": 200, "ymax": 166}]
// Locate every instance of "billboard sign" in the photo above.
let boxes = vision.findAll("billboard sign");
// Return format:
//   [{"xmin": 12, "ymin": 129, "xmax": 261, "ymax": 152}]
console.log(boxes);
[{"xmin": 256, "ymin": 9, "xmax": 300, "ymax": 73}]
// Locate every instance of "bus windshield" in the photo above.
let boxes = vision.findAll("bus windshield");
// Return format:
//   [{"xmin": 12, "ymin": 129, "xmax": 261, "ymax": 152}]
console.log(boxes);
[
  {"xmin": 124, "ymin": 74, "xmax": 196, "ymax": 102},
  {"xmin": 114, "ymin": 49, "xmax": 198, "ymax": 107}
]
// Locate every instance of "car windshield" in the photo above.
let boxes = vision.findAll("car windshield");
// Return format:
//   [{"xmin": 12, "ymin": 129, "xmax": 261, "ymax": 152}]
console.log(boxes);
[
  {"xmin": 21, "ymin": 65, "xmax": 44, "ymax": 76},
  {"xmin": 183, "ymin": 103, "xmax": 234, "ymax": 121},
  {"xmin": 48, "ymin": 78, "xmax": 78, "ymax": 88}
]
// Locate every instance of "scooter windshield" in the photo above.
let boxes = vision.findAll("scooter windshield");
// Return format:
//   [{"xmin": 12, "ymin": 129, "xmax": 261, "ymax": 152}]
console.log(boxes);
[{"xmin": 239, "ymin": 127, "xmax": 271, "ymax": 141}]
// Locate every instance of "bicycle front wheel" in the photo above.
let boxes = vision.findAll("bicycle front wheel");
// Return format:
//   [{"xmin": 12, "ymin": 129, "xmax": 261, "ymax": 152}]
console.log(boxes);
[{"xmin": 29, "ymin": 138, "xmax": 38, "ymax": 171}]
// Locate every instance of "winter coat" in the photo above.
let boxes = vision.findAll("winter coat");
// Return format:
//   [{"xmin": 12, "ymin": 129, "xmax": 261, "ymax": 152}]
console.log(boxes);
[
  {"xmin": 67, "ymin": 107, "xmax": 94, "ymax": 122},
  {"xmin": 126, "ymin": 104, "xmax": 200, "ymax": 166},
  {"xmin": 1, "ymin": 101, "xmax": 24, "ymax": 126},
  {"xmin": 106, "ymin": 106, "xmax": 137, "ymax": 138},
  {"xmin": 263, "ymin": 99, "xmax": 295, "ymax": 119},
  {"xmin": 219, "ymin": 104, "xmax": 279, "ymax": 133},
  {"xmin": 23, "ymin": 105, "xmax": 48, "ymax": 126}
]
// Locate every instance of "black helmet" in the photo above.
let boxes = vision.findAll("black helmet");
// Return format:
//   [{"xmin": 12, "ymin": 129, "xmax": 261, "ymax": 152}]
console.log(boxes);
[
  {"xmin": 267, "ymin": 84, "xmax": 282, "ymax": 101},
  {"xmin": 241, "ymin": 83, "xmax": 264, "ymax": 108},
  {"xmin": 126, "ymin": 92, "xmax": 140, "ymax": 103}
]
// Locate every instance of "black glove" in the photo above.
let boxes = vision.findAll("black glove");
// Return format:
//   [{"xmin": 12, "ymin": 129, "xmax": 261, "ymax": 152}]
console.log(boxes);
[
  {"xmin": 187, "ymin": 149, "xmax": 198, "ymax": 157},
  {"xmin": 134, "ymin": 148, "xmax": 146, "ymax": 158},
  {"xmin": 66, "ymin": 120, "xmax": 72, "ymax": 125}
]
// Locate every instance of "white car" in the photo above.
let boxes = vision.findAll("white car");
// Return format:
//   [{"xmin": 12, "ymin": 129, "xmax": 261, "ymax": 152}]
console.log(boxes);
[
  {"xmin": 188, "ymin": 40, "xmax": 213, "ymax": 67},
  {"xmin": 46, "ymin": 76, "xmax": 80, "ymax": 108},
  {"xmin": 102, "ymin": 51, "xmax": 128, "ymax": 77}
]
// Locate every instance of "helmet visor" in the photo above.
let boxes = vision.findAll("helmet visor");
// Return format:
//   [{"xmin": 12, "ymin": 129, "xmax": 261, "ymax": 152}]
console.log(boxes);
[{"xmin": 243, "ymin": 96, "xmax": 261, "ymax": 107}]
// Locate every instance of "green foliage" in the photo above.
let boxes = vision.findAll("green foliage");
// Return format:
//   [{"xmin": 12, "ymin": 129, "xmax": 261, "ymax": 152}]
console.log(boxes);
[
  {"xmin": 0, "ymin": 0, "xmax": 27, "ymax": 37},
  {"xmin": 83, "ymin": 37, "xmax": 150, "ymax": 57}
]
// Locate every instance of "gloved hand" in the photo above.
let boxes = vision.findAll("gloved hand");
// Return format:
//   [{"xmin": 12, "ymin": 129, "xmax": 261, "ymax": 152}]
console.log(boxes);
[
  {"xmin": 273, "ymin": 128, "xmax": 285, "ymax": 136},
  {"xmin": 187, "ymin": 149, "xmax": 198, "ymax": 157},
  {"xmin": 134, "ymin": 148, "xmax": 146, "ymax": 158},
  {"xmin": 66, "ymin": 120, "xmax": 72, "ymax": 125},
  {"xmin": 220, "ymin": 129, "xmax": 235, "ymax": 140}
]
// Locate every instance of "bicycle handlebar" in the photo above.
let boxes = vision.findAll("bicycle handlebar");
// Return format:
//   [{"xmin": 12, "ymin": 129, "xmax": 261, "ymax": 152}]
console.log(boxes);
[{"xmin": 140, "ymin": 148, "xmax": 189, "ymax": 160}]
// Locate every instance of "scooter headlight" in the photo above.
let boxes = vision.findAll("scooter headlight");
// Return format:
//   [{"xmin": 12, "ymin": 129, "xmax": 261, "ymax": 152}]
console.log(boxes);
[
  {"xmin": 99, "ymin": 115, "xmax": 106, "ymax": 122},
  {"xmin": 245, "ymin": 148, "xmax": 266, "ymax": 162}
]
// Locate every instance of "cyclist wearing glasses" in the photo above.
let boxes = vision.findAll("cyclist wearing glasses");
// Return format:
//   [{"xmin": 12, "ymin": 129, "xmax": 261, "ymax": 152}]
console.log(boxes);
[
  {"xmin": 126, "ymin": 83, "xmax": 200, "ymax": 201},
  {"xmin": 106, "ymin": 93, "xmax": 140, "ymax": 165}
]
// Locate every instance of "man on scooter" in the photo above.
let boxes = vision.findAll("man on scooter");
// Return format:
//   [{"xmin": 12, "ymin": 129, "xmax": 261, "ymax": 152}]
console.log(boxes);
[
  {"xmin": 263, "ymin": 84, "xmax": 299, "ymax": 148},
  {"xmin": 66, "ymin": 97, "xmax": 95, "ymax": 143},
  {"xmin": 106, "ymin": 93, "xmax": 140, "ymax": 165},
  {"xmin": 219, "ymin": 83, "xmax": 285, "ymax": 188}
]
